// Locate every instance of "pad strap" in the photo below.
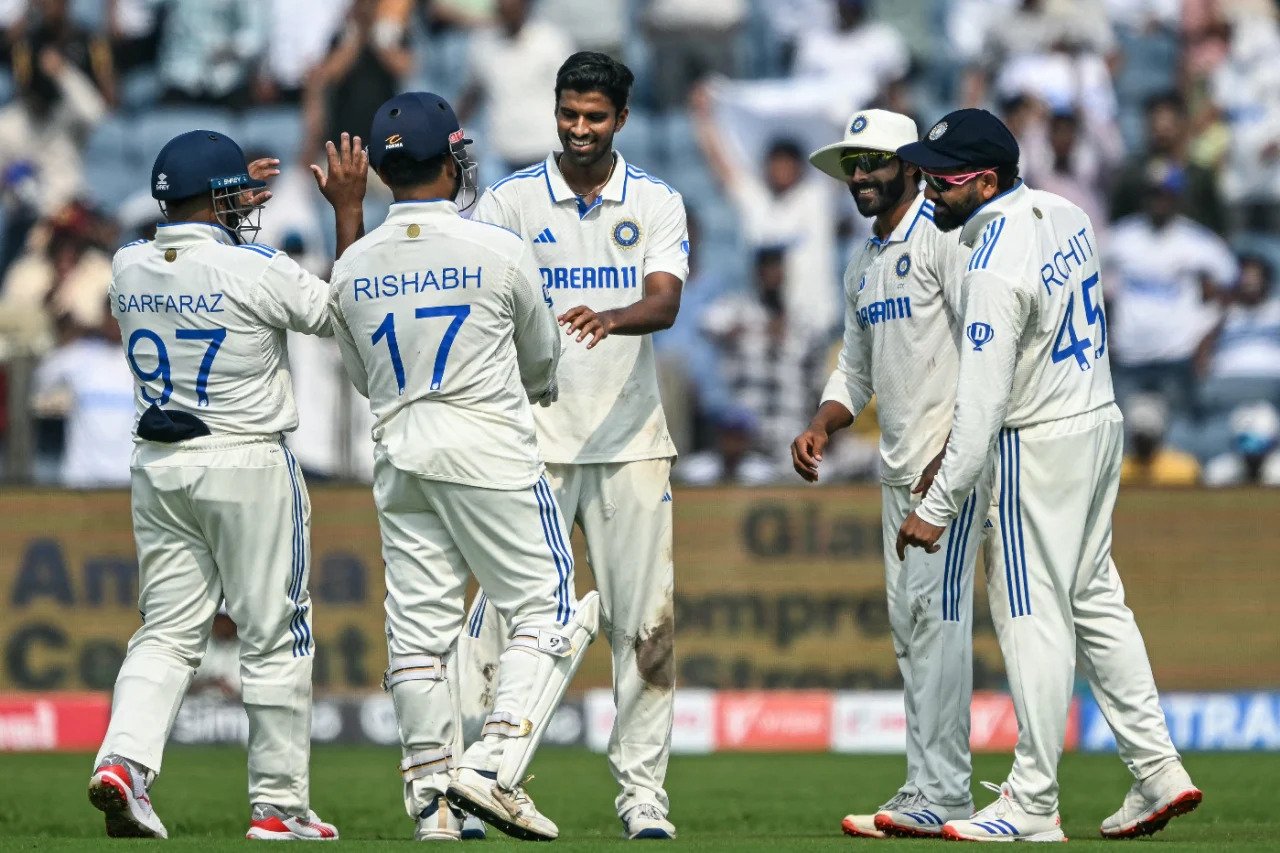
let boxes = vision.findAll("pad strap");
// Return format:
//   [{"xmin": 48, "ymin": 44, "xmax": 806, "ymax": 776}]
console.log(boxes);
[
  {"xmin": 482, "ymin": 711, "xmax": 532, "ymax": 739},
  {"xmin": 509, "ymin": 627, "xmax": 574, "ymax": 657},
  {"xmin": 383, "ymin": 654, "xmax": 447, "ymax": 689},
  {"xmin": 399, "ymin": 747, "xmax": 452, "ymax": 781}
]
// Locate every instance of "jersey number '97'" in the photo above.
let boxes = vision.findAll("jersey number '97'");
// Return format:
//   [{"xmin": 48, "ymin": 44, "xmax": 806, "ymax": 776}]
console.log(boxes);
[
  {"xmin": 1051, "ymin": 272, "xmax": 1107, "ymax": 372},
  {"xmin": 126, "ymin": 327, "xmax": 227, "ymax": 406},
  {"xmin": 371, "ymin": 305, "xmax": 471, "ymax": 394}
]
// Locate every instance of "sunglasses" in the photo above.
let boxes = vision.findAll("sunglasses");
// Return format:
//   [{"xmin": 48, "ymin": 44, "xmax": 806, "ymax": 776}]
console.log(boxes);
[
  {"xmin": 839, "ymin": 150, "xmax": 897, "ymax": 176},
  {"xmin": 921, "ymin": 168, "xmax": 995, "ymax": 192}
]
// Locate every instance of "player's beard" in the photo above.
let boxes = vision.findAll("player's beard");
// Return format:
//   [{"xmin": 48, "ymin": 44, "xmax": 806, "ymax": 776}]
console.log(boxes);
[
  {"xmin": 560, "ymin": 128, "xmax": 615, "ymax": 170},
  {"xmin": 930, "ymin": 187, "xmax": 981, "ymax": 232},
  {"xmin": 851, "ymin": 164, "xmax": 907, "ymax": 218}
]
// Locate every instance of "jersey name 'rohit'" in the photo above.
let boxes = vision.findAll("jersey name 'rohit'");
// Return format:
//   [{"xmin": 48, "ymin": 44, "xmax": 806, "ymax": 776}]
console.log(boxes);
[{"xmin": 353, "ymin": 267, "xmax": 483, "ymax": 300}]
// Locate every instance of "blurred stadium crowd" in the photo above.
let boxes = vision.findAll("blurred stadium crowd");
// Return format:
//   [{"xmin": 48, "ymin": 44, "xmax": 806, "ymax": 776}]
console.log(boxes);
[{"xmin": 2, "ymin": 0, "xmax": 1280, "ymax": 489}]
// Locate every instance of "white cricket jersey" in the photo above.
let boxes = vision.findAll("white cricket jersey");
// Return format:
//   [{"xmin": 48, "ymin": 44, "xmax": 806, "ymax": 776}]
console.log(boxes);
[
  {"xmin": 329, "ymin": 200, "xmax": 561, "ymax": 490},
  {"xmin": 820, "ymin": 194, "xmax": 967, "ymax": 485},
  {"xmin": 918, "ymin": 182, "xmax": 1115, "ymax": 526},
  {"xmin": 109, "ymin": 222, "xmax": 332, "ymax": 439},
  {"xmin": 472, "ymin": 152, "xmax": 689, "ymax": 464}
]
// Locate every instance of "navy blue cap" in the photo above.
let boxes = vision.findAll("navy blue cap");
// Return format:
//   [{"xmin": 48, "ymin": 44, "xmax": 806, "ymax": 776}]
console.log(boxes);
[
  {"xmin": 369, "ymin": 92, "xmax": 470, "ymax": 169},
  {"xmin": 151, "ymin": 130, "xmax": 264, "ymax": 201},
  {"xmin": 896, "ymin": 108, "xmax": 1020, "ymax": 172}
]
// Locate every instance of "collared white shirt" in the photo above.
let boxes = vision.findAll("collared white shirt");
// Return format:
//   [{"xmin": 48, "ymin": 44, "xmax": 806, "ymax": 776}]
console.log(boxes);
[
  {"xmin": 1107, "ymin": 214, "xmax": 1236, "ymax": 365},
  {"xmin": 820, "ymin": 193, "xmax": 967, "ymax": 485},
  {"xmin": 110, "ymin": 222, "xmax": 332, "ymax": 439},
  {"xmin": 919, "ymin": 182, "xmax": 1115, "ymax": 526},
  {"xmin": 329, "ymin": 200, "xmax": 560, "ymax": 490},
  {"xmin": 472, "ymin": 152, "xmax": 689, "ymax": 464}
]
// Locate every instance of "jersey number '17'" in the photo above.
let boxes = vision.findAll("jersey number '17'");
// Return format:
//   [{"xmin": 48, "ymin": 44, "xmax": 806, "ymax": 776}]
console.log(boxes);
[
  {"xmin": 1051, "ymin": 272, "xmax": 1107, "ymax": 372},
  {"xmin": 126, "ymin": 327, "xmax": 226, "ymax": 406},
  {"xmin": 371, "ymin": 304, "xmax": 471, "ymax": 394}
]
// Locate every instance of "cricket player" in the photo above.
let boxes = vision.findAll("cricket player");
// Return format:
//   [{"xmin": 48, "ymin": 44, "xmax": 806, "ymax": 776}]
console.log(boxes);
[
  {"xmin": 896, "ymin": 108, "xmax": 1202, "ymax": 842},
  {"xmin": 327, "ymin": 91, "xmax": 599, "ymax": 843},
  {"xmin": 88, "ymin": 129, "xmax": 366, "ymax": 840},
  {"xmin": 791, "ymin": 110, "xmax": 991, "ymax": 839},
  {"xmin": 458, "ymin": 51, "xmax": 688, "ymax": 840}
]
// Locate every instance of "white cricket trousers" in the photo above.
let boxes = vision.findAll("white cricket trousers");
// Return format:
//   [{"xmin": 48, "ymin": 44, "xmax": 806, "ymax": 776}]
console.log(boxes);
[
  {"xmin": 95, "ymin": 435, "xmax": 316, "ymax": 812},
  {"xmin": 374, "ymin": 458, "xmax": 576, "ymax": 817},
  {"xmin": 883, "ymin": 476, "xmax": 990, "ymax": 808},
  {"xmin": 984, "ymin": 405, "xmax": 1181, "ymax": 814},
  {"xmin": 460, "ymin": 458, "xmax": 675, "ymax": 817}
]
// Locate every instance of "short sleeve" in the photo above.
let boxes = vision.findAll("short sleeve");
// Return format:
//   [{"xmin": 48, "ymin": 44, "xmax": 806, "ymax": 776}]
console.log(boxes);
[
  {"xmin": 245, "ymin": 253, "xmax": 334, "ymax": 337},
  {"xmin": 644, "ymin": 192, "xmax": 690, "ymax": 282}
]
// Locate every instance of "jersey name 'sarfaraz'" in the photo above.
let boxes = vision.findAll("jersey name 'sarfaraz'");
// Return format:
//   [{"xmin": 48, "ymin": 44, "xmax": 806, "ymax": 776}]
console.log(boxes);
[
  {"xmin": 353, "ymin": 267, "xmax": 483, "ymax": 301},
  {"xmin": 117, "ymin": 292, "xmax": 225, "ymax": 313}
]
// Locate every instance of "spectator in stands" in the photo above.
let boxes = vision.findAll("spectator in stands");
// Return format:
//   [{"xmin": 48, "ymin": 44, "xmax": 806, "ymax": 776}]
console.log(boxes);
[
  {"xmin": 1207, "ymin": 5, "xmax": 1280, "ymax": 231},
  {"xmin": 0, "ymin": 202, "xmax": 112, "ymax": 358},
  {"xmin": 1202, "ymin": 254, "xmax": 1280, "ymax": 410},
  {"xmin": 1119, "ymin": 394, "xmax": 1200, "ymax": 486},
  {"xmin": 1107, "ymin": 161, "xmax": 1237, "ymax": 413},
  {"xmin": 701, "ymin": 247, "xmax": 827, "ymax": 468},
  {"xmin": 154, "ymin": 0, "xmax": 268, "ymax": 107},
  {"xmin": 254, "ymin": 0, "xmax": 347, "ymax": 105},
  {"xmin": 791, "ymin": 0, "xmax": 909, "ymax": 111},
  {"xmin": 301, "ymin": 0, "xmax": 412, "ymax": 171},
  {"xmin": 691, "ymin": 85, "xmax": 840, "ymax": 336},
  {"xmin": 29, "ymin": 298, "xmax": 134, "ymax": 488},
  {"xmin": 1025, "ymin": 105, "xmax": 1110, "ymax": 242},
  {"xmin": 456, "ymin": 0, "xmax": 572, "ymax": 174},
  {"xmin": 1110, "ymin": 92, "xmax": 1226, "ymax": 234},
  {"xmin": 0, "ymin": 46, "xmax": 105, "ymax": 278},
  {"xmin": 4, "ymin": 0, "xmax": 116, "ymax": 104},
  {"xmin": 1203, "ymin": 401, "xmax": 1280, "ymax": 487},
  {"xmin": 106, "ymin": 0, "xmax": 161, "ymax": 74},
  {"xmin": 673, "ymin": 406, "xmax": 780, "ymax": 486},
  {"xmin": 641, "ymin": 0, "xmax": 744, "ymax": 113},
  {"xmin": 543, "ymin": 0, "xmax": 627, "ymax": 58}
]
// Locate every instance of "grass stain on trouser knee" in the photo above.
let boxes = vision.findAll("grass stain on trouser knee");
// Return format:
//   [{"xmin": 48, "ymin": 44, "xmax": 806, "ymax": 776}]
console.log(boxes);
[{"xmin": 634, "ymin": 611, "xmax": 675, "ymax": 691}]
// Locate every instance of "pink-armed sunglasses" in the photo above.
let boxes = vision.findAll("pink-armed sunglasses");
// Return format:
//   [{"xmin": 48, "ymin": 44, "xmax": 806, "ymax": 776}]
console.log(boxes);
[{"xmin": 921, "ymin": 168, "xmax": 995, "ymax": 192}]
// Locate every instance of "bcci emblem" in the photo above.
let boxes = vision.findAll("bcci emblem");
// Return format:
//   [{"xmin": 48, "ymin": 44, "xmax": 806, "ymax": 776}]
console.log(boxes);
[
  {"xmin": 928, "ymin": 121, "xmax": 948, "ymax": 141},
  {"xmin": 850, "ymin": 114, "xmax": 868, "ymax": 134},
  {"xmin": 895, "ymin": 253, "xmax": 911, "ymax": 278},
  {"xmin": 613, "ymin": 219, "xmax": 641, "ymax": 248},
  {"xmin": 967, "ymin": 321, "xmax": 994, "ymax": 351}
]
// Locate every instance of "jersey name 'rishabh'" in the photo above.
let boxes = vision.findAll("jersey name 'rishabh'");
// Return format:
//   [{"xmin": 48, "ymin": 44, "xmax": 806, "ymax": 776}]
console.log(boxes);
[
  {"xmin": 351, "ymin": 267, "xmax": 483, "ymax": 300},
  {"xmin": 472, "ymin": 152, "xmax": 689, "ymax": 464}
]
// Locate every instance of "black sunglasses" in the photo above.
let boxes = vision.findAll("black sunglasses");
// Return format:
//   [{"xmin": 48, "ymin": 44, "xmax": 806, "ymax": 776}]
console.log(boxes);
[{"xmin": 839, "ymin": 150, "xmax": 897, "ymax": 176}]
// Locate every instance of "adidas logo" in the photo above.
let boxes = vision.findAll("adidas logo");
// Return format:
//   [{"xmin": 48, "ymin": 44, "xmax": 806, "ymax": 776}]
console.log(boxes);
[
  {"xmin": 661, "ymin": 492, "xmax": 672, "ymax": 503},
  {"xmin": 532, "ymin": 227, "xmax": 556, "ymax": 244},
  {"xmin": 984, "ymin": 519, "xmax": 994, "ymax": 529}
]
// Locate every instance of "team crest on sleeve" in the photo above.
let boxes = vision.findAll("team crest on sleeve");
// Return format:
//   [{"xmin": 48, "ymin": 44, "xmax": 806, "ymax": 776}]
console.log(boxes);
[
  {"xmin": 850, "ymin": 114, "xmax": 868, "ymax": 134},
  {"xmin": 967, "ymin": 321, "xmax": 994, "ymax": 351},
  {"xmin": 857, "ymin": 274, "xmax": 867, "ymax": 293},
  {"xmin": 895, "ymin": 253, "xmax": 911, "ymax": 278},
  {"xmin": 928, "ymin": 121, "xmax": 948, "ymax": 141},
  {"xmin": 612, "ymin": 219, "xmax": 641, "ymax": 248}
]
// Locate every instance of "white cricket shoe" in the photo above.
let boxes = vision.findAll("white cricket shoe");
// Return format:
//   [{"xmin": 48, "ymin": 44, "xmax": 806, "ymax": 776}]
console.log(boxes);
[
  {"xmin": 942, "ymin": 781, "xmax": 1066, "ymax": 842},
  {"xmin": 447, "ymin": 768, "xmax": 558, "ymax": 841},
  {"xmin": 245, "ymin": 803, "xmax": 339, "ymax": 840},
  {"xmin": 841, "ymin": 791, "xmax": 919, "ymax": 839},
  {"xmin": 621, "ymin": 804, "xmax": 677, "ymax": 840},
  {"xmin": 461, "ymin": 814, "xmax": 487, "ymax": 840},
  {"xmin": 875, "ymin": 797, "xmax": 971, "ymax": 838},
  {"xmin": 1100, "ymin": 761, "xmax": 1202, "ymax": 839},
  {"xmin": 416, "ymin": 795, "xmax": 462, "ymax": 841},
  {"xmin": 88, "ymin": 756, "xmax": 168, "ymax": 839}
]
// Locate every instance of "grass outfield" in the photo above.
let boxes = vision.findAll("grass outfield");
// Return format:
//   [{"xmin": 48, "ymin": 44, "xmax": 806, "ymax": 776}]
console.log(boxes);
[{"xmin": 0, "ymin": 747, "xmax": 1274, "ymax": 850}]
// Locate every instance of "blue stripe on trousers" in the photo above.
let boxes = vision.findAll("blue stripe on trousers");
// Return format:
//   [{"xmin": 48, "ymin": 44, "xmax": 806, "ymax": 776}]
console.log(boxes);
[
  {"xmin": 468, "ymin": 591, "xmax": 488, "ymax": 638},
  {"xmin": 1012, "ymin": 430, "xmax": 1031, "ymax": 616},
  {"xmin": 281, "ymin": 445, "xmax": 310, "ymax": 656},
  {"xmin": 532, "ymin": 478, "xmax": 570, "ymax": 623},
  {"xmin": 537, "ymin": 477, "xmax": 576, "ymax": 623}
]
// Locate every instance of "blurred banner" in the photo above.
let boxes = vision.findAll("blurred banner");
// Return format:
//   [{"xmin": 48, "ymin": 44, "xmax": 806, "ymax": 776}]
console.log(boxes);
[
  {"xmin": 5, "ymin": 690, "xmax": 1278, "ymax": 753},
  {"xmin": 0, "ymin": 487, "xmax": 1277, "ymax": 693}
]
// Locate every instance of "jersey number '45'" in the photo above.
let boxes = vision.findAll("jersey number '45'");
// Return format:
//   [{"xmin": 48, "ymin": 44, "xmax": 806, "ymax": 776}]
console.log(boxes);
[
  {"xmin": 371, "ymin": 305, "xmax": 471, "ymax": 395},
  {"xmin": 1051, "ymin": 272, "xmax": 1107, "ymax": 372}
]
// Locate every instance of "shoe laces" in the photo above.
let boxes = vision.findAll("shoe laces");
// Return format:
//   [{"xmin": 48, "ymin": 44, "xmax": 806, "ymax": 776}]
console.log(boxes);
[
  {"xmin": 882, "ymin": 791, "xmax": 923, "ymax": 811},
  {"xmin": 630, "ymin": 804, "xmax": 665, "ymax": 823},
  {"xmin": 500, "ymin": 776, "xmax": 536, "ymax": 814},
  {"xmin": 972, "ymin": 781, "xmax": 1017, "ymax": 821}
]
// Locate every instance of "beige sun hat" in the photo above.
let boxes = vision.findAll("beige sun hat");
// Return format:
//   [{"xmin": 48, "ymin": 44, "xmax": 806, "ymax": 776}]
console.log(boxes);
[{"xmin": 809, "ymin": 109, "xmax": 920, "ymax": 180}]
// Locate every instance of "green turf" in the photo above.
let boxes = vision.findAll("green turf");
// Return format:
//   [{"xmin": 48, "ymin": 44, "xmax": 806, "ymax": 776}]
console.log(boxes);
[{"xmin": 0, "ymin": 747, "xmax": 1273, "ymax": 850}]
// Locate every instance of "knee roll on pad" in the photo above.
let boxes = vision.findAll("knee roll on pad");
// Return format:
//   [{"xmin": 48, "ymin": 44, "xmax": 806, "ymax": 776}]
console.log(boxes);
[
  {"xmin": 383, "ymin": 654, "xmax": 447, "ymax": 690},
  {"xmin": 491, "ymin": 591, "xmax": 600, "ymax": 789}
]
